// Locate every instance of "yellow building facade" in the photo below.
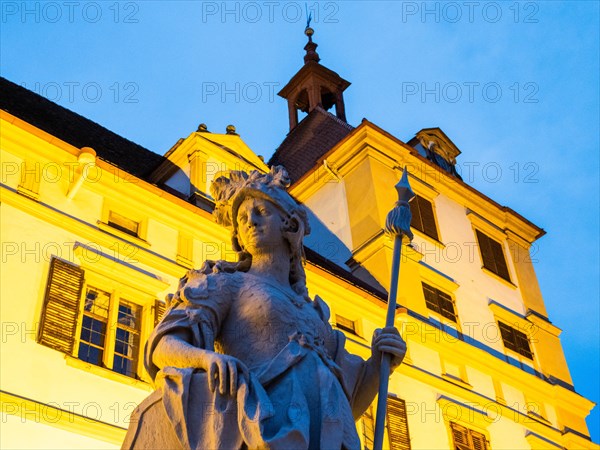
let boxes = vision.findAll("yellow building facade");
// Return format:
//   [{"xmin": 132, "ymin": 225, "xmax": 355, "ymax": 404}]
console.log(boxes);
[{"xmin": 0, "ymin": 37, "xmax": 597, "ymax": 450}]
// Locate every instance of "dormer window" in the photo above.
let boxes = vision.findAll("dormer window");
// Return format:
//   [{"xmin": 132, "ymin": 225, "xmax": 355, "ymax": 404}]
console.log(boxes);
[{"xmin": 409, "ymin": 128, "xmax": 463, "ymax": 179}]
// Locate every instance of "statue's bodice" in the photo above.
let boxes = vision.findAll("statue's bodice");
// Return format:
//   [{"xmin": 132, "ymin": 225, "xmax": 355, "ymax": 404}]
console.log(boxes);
[{"xmin": 217, "ymin": 273, "xmax": 333, "ymax": 369}]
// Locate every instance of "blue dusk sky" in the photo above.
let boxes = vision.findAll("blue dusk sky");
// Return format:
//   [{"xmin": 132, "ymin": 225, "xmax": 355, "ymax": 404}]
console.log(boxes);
[{"xmin": 1, "ymin": 0, "xmax": 598, "ymax": 442}]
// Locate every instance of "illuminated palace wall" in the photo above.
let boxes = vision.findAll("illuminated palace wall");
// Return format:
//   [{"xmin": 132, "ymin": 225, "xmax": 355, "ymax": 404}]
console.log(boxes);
[{"xmin": 1, "ymin": 75, "xmax": 597, "ymax": 450}]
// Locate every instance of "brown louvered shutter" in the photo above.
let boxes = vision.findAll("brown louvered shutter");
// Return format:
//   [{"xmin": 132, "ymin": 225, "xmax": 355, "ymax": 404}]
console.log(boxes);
[
  {"xmin": 471, "ymin": 430, "xmax": 488, "ymax": 450},
  {"xmin": 489, "ymin": 238, "xmax": 510, "ymax": 281},
  {"xmin": 438, "ymin": 291, "xmax": 457, "ymax": 322},
  {"xmin": 514, "ymin": 330, "xmax": 533, "ymax": 359},
  {"xmin": 450, "ymin": 422, "xmax": 471, "ymax": 450},
  {"xmin": 476, "ymin": 230, "xmax": 496, "ymax": 273},
  {"xmin": 418, "ymin": 196, "xmax": 439, "ymax": 240},
  {"xmin": 410, "ymin": 197, "xmax": 424, "ymax": 234},
  {"xmin": 154, "ymin": 299, "xmax": 166, "ymax": 327},
  {"xmin": 499, "ymin": 321, "xmax": 533, "ymax": 360},
  {"xmin": 423, "ymin": 282, "xmax": 441, "ymax": 314},
  {"xmin": 422, "ymin": 282, "xmax": 457, "ymax": 323},
  {"xmin": 37, "ymin": 258, "xmax": 84, "ymax": 354},
  {"xmin": 498, "ymin": 322, "xmax": 517, "ymax": 352},
  {"xmin": 476, "ymin": 230, "xmax": 510, "ymax": 282},
  {"xmin": 387, "ymin": 396, "xmax": 411, "ymax": 450},
  {"xmin": 411, "ymin": 195, "xmax": 439, "ymax": 241}
]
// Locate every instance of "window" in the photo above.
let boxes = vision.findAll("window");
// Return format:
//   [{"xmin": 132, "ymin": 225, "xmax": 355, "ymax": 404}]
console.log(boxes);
[
  {"xmin": 335, "ymin": 315, "xmax": 358, "ymax": 335},
  {"xmin": 498, "ymin": 321, "xmax": 533, "ymax": 359},
  {"xmin": 422, "ymin": 283, "xmax": 457, "ymax": 322},
  {"xmin": 361, "ymin": 398, "xmax": 411, "ymax": 450},
  {"xmin": 108, "ymin": 211, "xmax": 140, "ymax": 237},
  {"xmin": 387, "ymin": 396, "xmax": 411, "ymax": 450},
  {"xmin": 79, "ymin": 289, "xmax": 143, "ymax": 377},
  {"xmin": 450, "ymin": 422, "xmax": 488, "ymax": 450},
  {"xmin": 79, "ymin": 287, "xmax": 111, "ymax": 367},
  {"xmin": 410, "ymin": 195, "xmax": 439, "ymax": 241},
  {"xmin": 38, "ymin": 257, "xmax": 165, "ymax": 381},
  {"xmin": 113, "ymin": 300, "xmax": 142, "ymax": 377},
  {"xmin": 475, "ymin": 230, "xmax": 510, "ymax": 282},
  {"xmin": 361, "ymin": 406, "xmax": 375, "ymax": 450},
  {"xmin": 17, "ymin": 160, "xmax": 41, "ymax": 200},
  {"xmin": 78, "ymin": 286, "xmax": 143, "ymax": 378}
]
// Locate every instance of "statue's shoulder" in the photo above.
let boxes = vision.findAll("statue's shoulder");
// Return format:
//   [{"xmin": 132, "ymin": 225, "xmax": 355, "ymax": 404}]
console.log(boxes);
[{"xmin": 178, "ymin": 261, "xmax": 243, "ymax": 306}]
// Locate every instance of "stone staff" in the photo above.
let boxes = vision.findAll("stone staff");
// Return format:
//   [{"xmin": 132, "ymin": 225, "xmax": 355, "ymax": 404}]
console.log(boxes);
[{"xmin": 373, "ymin": 167, "xmax": 415, "ymax": 450}]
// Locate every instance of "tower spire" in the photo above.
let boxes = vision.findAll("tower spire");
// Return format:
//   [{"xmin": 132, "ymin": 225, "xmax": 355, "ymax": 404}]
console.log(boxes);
[{"xmin": 303, "ymin": 21, "xmax": 320, "ymax": 64}]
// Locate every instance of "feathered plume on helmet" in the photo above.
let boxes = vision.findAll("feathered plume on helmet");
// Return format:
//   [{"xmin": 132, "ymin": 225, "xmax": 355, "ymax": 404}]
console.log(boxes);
[{"xmin": 210, "ymin": 165, "xmax": 311, "ymax": 237}]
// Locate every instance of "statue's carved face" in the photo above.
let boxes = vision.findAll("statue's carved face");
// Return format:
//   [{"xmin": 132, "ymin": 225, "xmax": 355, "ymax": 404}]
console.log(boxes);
[{"xmin": 236, "ymin": 197, "xmax": 286, "ymax": 255}]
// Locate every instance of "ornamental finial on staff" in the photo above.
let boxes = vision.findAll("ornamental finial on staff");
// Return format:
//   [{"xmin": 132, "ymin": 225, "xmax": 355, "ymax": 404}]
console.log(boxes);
[{"xmin": 385, "ymin": 168, "xmax": 415, "ymax": 240}]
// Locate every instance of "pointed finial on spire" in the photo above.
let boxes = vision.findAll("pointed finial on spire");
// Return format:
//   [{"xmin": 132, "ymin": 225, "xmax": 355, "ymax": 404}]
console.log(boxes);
[{"xmin": 303, "ymin": 14, "xmax": 320, "ymax": 64}]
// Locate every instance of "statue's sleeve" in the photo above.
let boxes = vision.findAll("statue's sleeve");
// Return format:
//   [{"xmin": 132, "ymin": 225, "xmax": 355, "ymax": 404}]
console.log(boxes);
[
  {"xmin": 313, "ymin": 295, "xmax": 366, "ymax": 404},
  {"xmin": 144, "ymin": 270, "xmax": 234, "ymax": 382}
]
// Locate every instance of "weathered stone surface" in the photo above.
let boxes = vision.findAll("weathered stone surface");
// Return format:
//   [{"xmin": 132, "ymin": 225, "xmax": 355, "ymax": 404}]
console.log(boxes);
[{"xmin": 123, "ymin": 166, "xmax": 406, "ymax": 450}]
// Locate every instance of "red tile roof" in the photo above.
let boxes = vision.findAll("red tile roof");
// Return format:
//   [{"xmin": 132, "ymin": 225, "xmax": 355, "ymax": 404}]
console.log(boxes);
[{"xmin": 269, "ymin": 106, "xmax": 353, "ymax": 183}]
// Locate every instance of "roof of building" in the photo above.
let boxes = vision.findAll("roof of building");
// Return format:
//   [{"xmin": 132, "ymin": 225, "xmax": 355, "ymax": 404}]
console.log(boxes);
[
  {"xmin": 268, "ymin": 106, "xmax": 354, "ymax": 183},
  {"xmin": 0, "ymin": 79, "xmax": 385, "ymax": 298},
  {"xmin": 0, "ymin": 77, "xmax": 165, "ymax": 179},
  {"xmin": 304, "ymin": 246, "xmax": 387, "ymax": 301}
]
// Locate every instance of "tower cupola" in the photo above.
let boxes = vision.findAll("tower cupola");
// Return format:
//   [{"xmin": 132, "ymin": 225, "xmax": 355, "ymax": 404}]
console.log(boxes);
[{"xmin": 278, "ymin": 27, "xmax": 351, "ymax": 130}]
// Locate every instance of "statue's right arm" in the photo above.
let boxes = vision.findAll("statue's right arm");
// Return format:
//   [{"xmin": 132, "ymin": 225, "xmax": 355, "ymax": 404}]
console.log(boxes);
[{"xmin": 152, "ymin": 329, "xmax": 248, "ymax": 397}]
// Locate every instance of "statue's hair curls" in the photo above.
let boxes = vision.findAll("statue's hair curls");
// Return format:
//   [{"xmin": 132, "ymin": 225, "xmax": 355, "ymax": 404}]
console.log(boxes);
[{"xmin": 209, "ymin": 166, "xmax": 311, "ymax": 298}]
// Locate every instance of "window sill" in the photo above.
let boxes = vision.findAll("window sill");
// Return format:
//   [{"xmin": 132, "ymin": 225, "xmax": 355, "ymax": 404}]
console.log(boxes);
[
  {"xmin": 481, "ymin": 266, "xmax": 517, "ymax": 289},
  {"xmin": 97, "ymin": 221, "xmax": 151, "ymax": 248},
  {"xmin": 333, "ymin": 325, "xmax": 364, "ymax": 340},
  {"xmin": 411, "ymin": 227, "xmax": 445, "ymax": 248},
  {"xmin": 503, "ymin": 347, "xmax": 535, "ymax": 364},
  {"xmin": 65, "ymin": 355, "xmax": 152, "ymax": 391},
  {"xmin": 441, "ymin": 373, "xmax": 473, "ymax": 390},
  {"xmin": 176, "ymin": 255, "xmax": 194, "ymax": 269},
  {"xmin": 527, "ymin": 411, "xmax": 552, "ymax": 426}
]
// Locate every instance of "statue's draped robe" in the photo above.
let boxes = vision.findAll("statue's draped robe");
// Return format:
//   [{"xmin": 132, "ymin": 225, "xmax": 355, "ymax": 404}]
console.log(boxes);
[{"xmin": 122, "ymin": 270, "xmax": 367, "ymax": 450}]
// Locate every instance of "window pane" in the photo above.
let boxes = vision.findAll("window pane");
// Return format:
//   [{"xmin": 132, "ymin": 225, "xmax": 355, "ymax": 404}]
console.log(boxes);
[
  {"xmin": 80, "ymin": 316, "xmax": 93, "ymax": 342},
  {"xmin": 362, "ymin": 406, "xmax": 375, "ymax": 450},
  {"xmin": 118, "ymin": 302, "xmax": 140, "ymax": 328},
  {"xmin": 79, "ymin": 316, "xmax": 106, "ymax": 349},
  {"xmin": 113, "ymin": 300, "xmax": 141, "ymax": 378},
  {"xmin": 79, "ymin": 286, "xmax": 109, "ymax": 368},
  {"xmin": 78, "ymin": 342, "xmax": 103, "ymax": 366},
  {"xmin": 84, "ymin": 288, "xmax": 110, "ymax": 318}
]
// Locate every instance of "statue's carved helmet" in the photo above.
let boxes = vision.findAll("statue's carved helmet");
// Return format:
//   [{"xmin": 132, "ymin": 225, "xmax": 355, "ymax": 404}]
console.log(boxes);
[{"xmin": 210, "ymin": 166, "xmax": 311, "ymax": 254}]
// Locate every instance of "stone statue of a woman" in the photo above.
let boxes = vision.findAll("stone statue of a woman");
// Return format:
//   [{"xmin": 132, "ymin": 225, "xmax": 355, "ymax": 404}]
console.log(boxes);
[{"xmin": 122, "ymin": 166, "xmax": 406, "ymax": 450}]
